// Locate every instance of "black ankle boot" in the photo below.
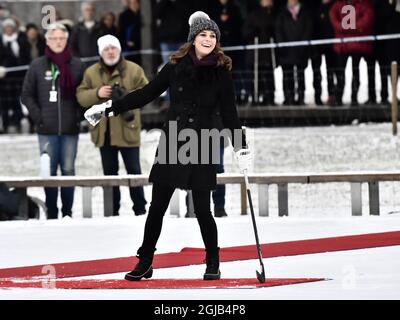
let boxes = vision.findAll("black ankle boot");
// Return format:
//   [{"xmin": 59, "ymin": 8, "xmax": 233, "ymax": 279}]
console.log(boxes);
[
  {"xmin": 125, "ymin": 248, "xmax": 155, "ymax": 281},
  {"xmin": 203, "ymin": 248, "xmax": 221, "ymax": 280}
]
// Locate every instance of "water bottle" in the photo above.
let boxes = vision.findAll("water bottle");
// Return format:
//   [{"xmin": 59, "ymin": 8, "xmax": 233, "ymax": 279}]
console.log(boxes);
[{"xmin": 40, "ymin": 143, "xmax": 51, "ymax": 178}]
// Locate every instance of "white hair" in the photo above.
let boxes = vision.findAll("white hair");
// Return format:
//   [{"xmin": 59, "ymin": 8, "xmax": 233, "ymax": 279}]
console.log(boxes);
[
  {"xmin": 81, "ymin": 1, "xmax": 95, "ymax": 12},
  {"xmin": 45, "ymin": 23, "xmax": 69, "ymax": 40}
]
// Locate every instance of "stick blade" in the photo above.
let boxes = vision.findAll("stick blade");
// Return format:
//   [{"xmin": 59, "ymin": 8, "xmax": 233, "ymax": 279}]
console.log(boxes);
[{"xmin": 256, "ymin": 270, "xmax": 266, "ymax": 283}]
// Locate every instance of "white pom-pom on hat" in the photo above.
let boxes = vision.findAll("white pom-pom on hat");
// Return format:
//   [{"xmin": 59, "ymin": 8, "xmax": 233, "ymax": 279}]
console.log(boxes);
[{"xmin": 188, "ymin": 11, "xmax": 210, "ymax": 26}]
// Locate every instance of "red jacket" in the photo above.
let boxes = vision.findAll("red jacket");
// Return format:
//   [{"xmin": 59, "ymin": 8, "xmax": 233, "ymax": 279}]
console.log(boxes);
[{"xmin": 329, "ymin": 0, "xmax": 375, "ymax": 55}]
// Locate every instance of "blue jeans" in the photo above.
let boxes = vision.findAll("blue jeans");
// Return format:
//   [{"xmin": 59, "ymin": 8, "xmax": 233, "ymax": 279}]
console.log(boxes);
[
  {"xmin": 99, "ymin": 146, "xmax": 147, "ymax": 215},
  {"xmin": 38, "ymin": 134, "xmax": 78, "ymax": 219}
]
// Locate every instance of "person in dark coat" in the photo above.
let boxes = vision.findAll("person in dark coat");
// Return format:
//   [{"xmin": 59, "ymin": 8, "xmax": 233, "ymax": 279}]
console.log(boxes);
[
  {"xmin": 365, "ymin": 0, "xmax": 393, "ymax": 105},
  {"xmin": 309, "ymin": 0, "xmax": 336, "ymax": 106},
  {"xmin": 155, "ymin": 0, "xmax": 190, "ymax": 64},
  {"xmin": 70, "ymin": 1, "xmax": 104, "ymax": 62},
  {"xmin": 275, "ymin": 0, "xmax": 313, "ymax": 105},
  {"xmin": 25, "ymin": 23, "xmax": 45, "ymax": 61},
  {"xmin": 100, "ymin": 12, "xmax": 118, "ymax": 37},
  {"xmin": 242, "ymin": 0, "xmax": 278, "ymax": 106},
  {"xmin": 84, "ymin": 11, "xmax": 251, "ymax": 281},
  {"xmin": 330, "ymin": 0, "xmax": 375, "ymax": 106},
  {"xmin": 0, "ymin": 18, "xmax": 31, "ymax": 133},
  {"xmin": 21, "ymin": 23, "xmax": 85, "ymax": 219},
  {"xmin": 386, "ymin": 1, "xmax": 400, "ymax": 70},
  {"xmin": 118, "ymin": 0, "xmax": 142, "ymax": 65},
  {"xmin": 210, "ymin": 0, "xmax": 246, "ymax": 105}
]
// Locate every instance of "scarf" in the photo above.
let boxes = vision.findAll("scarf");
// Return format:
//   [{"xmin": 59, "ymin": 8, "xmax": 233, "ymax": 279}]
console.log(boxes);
[
  {"xmin": 2, "ymin": 33, "xmax": 20, "ymax": 57},
  {"xmin": 188, "ymin": 47, "xmax": 218, "ymax": 68},
  {"xmin": 45, "ymin": 46, "xmax": 75, "ymax": 99},
  {"xmin": 288, "ymin": 3, "xmax": 301, "ymax": 21}
]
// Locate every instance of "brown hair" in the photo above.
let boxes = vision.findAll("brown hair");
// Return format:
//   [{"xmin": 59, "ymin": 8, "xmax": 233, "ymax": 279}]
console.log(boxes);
[{"xmin": 170, "ymin": 42, "xmax": 232, "ymax": 70}]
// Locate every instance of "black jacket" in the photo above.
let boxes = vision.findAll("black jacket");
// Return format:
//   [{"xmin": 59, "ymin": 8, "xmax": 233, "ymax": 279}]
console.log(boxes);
[
  {"xmin": 0, "ymin": 33, "xmax": 31, "ymax": 77},
  {"xmin": 310, "ymin": 1, "xmax": 335, "ymax": 57},
  {"xmin": 242, "ymin": 5, "xmax": 278, "ymax": 66},
  {"xmin": 70, "ymin": 21, "xmax": 104, "ymax": 58},
  {"xmin": 21, "ymin": 55, "xmax": 85, "ymax": 135},
  {"xmin": 111, "ymin": 55, "xmax": 244, "ymax": 190},
  {"xmin": 118, "ymin": 8, "xmax": 142, "ymax": 52},
  {"xmin": 154, "ymin": 0, "xmax": 190, "ymax": 43},
  {"xmin": 210, "ymin": 0, "xmax": 243, "ymax": 46},
  {"xmin": 275, "ymin": 5, "xmax": 313, "ymax": 65}
]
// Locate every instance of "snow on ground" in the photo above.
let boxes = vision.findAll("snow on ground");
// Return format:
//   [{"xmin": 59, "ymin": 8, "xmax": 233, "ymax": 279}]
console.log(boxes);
[
  {"xmin": 0, "ymin": 216, "xmax": 399, "ymax": 299},
  {"xmin": 1, "ymin": 57, "xmax": 400, "ymax": 298}
]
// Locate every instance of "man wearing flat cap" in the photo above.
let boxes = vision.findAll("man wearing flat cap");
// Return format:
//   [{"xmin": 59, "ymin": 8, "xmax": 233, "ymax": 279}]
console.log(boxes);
[{"xmin": 76, "ymin": 34, "xmax": 148, "ymax": 217}]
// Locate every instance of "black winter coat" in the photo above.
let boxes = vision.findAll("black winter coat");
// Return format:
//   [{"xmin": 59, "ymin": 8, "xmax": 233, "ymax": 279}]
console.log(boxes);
[
  {"xmin": 242, "ymin": 5, "xmax": 277, "ymax": 67},
  {"xmin": 21, "ymin": 55, "xmax": 85, "ymax": 135},
  {"xmin": 111, "ymin": 55, "xmax": 245, "ymax": 190},
  {"xmin": 275, "ymin": 5, "xmax": 313, "ymax": 66},
  {"xmin": 154, "ymin": 0, "xmax": 190, "ymax": 43},
  {"xmin": 70, "ymin": 21, "xmax": 104, "ymax": 58},
  {"xmin": 0, "ymin": 33, "xmax": 31, "ymax": 77}
]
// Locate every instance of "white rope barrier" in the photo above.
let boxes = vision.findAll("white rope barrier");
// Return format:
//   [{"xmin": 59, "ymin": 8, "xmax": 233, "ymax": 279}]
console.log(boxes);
[{"xmin": 3, "ymin": 33, "xmax": 400, "ymax": 74}]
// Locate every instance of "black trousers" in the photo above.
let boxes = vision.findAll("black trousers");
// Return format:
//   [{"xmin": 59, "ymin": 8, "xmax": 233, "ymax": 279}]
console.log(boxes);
[
  {"xmin": 99, "ymin": 145, "xmax": 147, "ymax": 215},
  {"xmin": 335, "ymin": 53, "xmax": 362, "ymax": 102},
  {"xmin": 140, "ymin": 183, "xmax": 218, "ymax": 255},
  {"xmin": 281, "ymin": 62, "xmax": 307, "ymax": 103},
  {"xmin": 312, "ymin": 49, "xmax": 337, "ymax": 98}
]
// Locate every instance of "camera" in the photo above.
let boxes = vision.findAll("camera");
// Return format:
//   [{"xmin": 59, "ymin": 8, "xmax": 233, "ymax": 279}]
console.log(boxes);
[{"xmin": 112, "ymin": 82, "xmax": 135, "ymax": 122}]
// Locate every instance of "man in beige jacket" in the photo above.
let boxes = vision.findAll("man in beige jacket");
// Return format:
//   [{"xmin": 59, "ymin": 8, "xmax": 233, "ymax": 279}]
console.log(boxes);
[{"xmin": 77, "ymin": 34, "xmax": 147, "ymax": 216}]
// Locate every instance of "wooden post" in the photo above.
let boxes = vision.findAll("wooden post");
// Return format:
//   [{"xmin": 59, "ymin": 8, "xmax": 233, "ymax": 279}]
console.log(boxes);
[
  {"xmin": 368, "ymin": 181, "xmax": 380, "ymax": 216},
  {"xmin": 350, "ymin": 183, "xmax": 362, "ymax": 216},
  {"xmin": 278, "ymin": 184, "xmax": 289, "ymax": 217},
  {"xmin": 103, "ymin": 187, "xmax": 113, "ymax": 217},
  {"xmin": 82, "ymin": 187, "xmax": 92, "ymax": 218},
  {"xmin": 391, "ymin": 61, "xmax": 398, "ymax": 136},
  {"xmin": 254, "ymin": 37, "xmax": 259, "ymax": 104},
  {"xmin": 258, "ymin": 184, "xmax": 269, "ymax": 217}
]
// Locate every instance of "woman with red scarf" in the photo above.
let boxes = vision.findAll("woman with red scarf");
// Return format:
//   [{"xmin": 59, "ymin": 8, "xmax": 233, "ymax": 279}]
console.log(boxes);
[
  {"xmin": 85, "ymin": 11, "xmax": 252, "ymax": 281},
  {"xmin": 21, "ymin": 23, "xmax": 85, "ymax": 219}
]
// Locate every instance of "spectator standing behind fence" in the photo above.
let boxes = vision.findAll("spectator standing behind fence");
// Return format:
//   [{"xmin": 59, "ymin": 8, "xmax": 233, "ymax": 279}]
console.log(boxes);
[
  {"xmin": 76, "ymin": 35, "xmax": 148, "ymax": 217},
  {"xmin": 309, "ymin": 0, "xmax": 337, "ymax": 106},
  {"xmin": 365, "ymin": 0, "xmax": 393, "ymax": 106},
  {"xmin": 275, "ymin": 0, "xmax": 313, "ymax": 106},
  {"xmin": 0, "ymin": 18, "xmax": 30, "ymax": 134},
  {"xmin": 21, "ymin": 23, "xmax": 85, "ymax": 219},
  {"xmin": 155, "ymin": 0, "xmax": 189, "ymax": 64},
  {"xmin": 70, "ymin": 1, "xmax": 103, "ymax": 63},
  {"xmin": 25, "ymin": 23, "xmax": 46, "ymax": 61},
  {"xmin": 154, "ymin": 0, "xmax": 189, "ymax": 110},
  {"xmin": 210, "ymin": 0, "xmax": 246, "ymax": 106},
  {"xmin": 242, "ymin": 0, "xmax": 278, "ymax": 106},
  {"xmin": 118, "ymin": 0, "xmax": 142, "ymax": 66},
  {"xmin": 100, "ymin": 12, "xmax": 118, "ymax": 37},
  {"xmin": 386, "ymin": 0, "xmax": 400, "ymax": 83},
  {"xmin": 329, "ymin": 0, "xmax": 374, "ymax": 106}
]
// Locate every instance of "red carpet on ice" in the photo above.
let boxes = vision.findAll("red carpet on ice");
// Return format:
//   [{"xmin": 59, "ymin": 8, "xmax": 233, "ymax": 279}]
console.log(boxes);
[
  {"xmin": 0, "ymin": 278, "xmax": 325, "ymax": 289},
  {"xmin": 0, "ymin": 231, "xmax": 399, "ymax": 280},
  {"xmin": 0, "ymin": 231, "xmax": 398, "ymax": 289}
]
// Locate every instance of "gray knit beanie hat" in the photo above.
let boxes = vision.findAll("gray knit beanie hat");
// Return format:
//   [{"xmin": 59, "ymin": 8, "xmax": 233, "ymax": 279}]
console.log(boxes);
[{"xmin": 187, "ymin": 11, "xmax": 221, "ymax": 43}]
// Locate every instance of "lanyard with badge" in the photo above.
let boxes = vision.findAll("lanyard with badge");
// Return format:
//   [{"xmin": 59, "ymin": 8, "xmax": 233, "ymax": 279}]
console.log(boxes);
[{"xmin": 49, "ymin": 63, "xmax": 59, "ymax": 102}]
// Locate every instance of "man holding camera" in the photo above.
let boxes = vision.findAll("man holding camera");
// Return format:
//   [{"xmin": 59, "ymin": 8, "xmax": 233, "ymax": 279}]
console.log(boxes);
[{"xmin": 77, "ymin": 34, "xmax": 147, "ymax": 216}]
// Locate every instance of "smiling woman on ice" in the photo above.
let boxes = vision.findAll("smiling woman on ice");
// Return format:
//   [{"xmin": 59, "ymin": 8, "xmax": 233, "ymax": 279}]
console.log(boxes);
[{"xmin": 84, "ymin": 11, "xmax": 252, "ymax": 281}]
